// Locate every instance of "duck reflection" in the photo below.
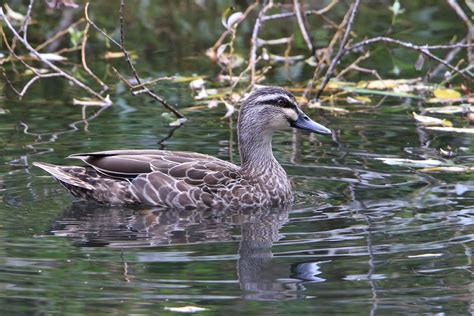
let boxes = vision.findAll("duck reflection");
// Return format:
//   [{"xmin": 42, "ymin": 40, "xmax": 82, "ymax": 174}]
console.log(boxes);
[{"xmin": 50, "ymin": 202, "xmax": 324, "ymax": 300}]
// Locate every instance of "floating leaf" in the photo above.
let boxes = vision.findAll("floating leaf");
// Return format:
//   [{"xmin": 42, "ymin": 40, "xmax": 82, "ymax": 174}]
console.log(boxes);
[
  {"xmin": 424, "ymin": 106, "xmax": 466, "ymax": 114},
  {"xmin": 359, "ymin": 78, "xmax": 420, "ymax": 90},
  {"xmin": 326, "ymin": 80, "xmax": 356, "ymax": 90},
  {"xmin": 103, "ymin": 51, "xmax": 126, "ymax": 59},
  {"xmin": 308, "ymin": 101, "xmax": 349, "ymax": 113},
  {"xmin": 347, "ymin": 96, "xmax": 371, "ymax": 104},
  {"xmin": 425, "ymin": 126, "xmax": 474, "ymax": 134},
  {"xmin": 419, "ymin": 166, "xmax": 474, "ymax": 173},
  {"xmin": 412, "ymin": 112, "xmax": 452, "ymax": 127},
  {"xmin": 164, "ymin": 306, "xmax": 209, "ymax": 313},
  {"xmin": 407, "ymin": 253, "xmax": 443, "ymax": 258},
  {"xmin": 343, "ymin": 87, "xmax": 422, "ymax": 99},
  {"xmin": 375, "ymin": 158, "xmax": 444, "ymax": 168},
  {"xmin": 433, "ymin": 88, "xmax": 462, "ymax": 100}
]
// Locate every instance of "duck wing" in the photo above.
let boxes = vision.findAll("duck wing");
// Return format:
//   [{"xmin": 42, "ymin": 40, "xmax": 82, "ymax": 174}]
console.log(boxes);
[
  {"xmin": 130, "ymin": 159, "xmax": 243, "ymax": 208},
  {"xmin": 149, "ymin": 159, "xmax": 240, "ymax": 188},
  {"xmin": 67, "ymin": 149, "xmax": 234, "ymax": 179}
]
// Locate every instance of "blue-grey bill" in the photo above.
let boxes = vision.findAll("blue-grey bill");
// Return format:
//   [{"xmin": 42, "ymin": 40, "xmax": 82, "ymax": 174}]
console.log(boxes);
[{"xmin": 291, "ymin": 111, "xmax": 332, "ymax": 135}]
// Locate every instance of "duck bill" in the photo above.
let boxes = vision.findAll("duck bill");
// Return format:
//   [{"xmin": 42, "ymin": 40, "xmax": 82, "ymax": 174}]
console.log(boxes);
[{"xmin": 290, "ymin": 110, "xmax": 332, "ymax": 135}]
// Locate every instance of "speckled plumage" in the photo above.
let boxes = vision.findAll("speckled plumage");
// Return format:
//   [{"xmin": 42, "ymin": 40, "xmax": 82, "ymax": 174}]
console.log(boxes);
[{"xmin": 34, "ymin": 87, "xmax": 331, "ymax": 209}]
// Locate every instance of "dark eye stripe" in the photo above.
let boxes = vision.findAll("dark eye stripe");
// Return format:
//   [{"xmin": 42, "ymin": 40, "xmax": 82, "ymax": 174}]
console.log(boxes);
[{"xmin": 255, "ymin": 97, "xmax": 296, "ymax": 108}]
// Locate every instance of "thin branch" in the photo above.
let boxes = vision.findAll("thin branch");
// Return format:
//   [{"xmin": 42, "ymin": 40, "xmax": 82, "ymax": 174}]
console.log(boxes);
[
  {"xmin": 293, "ymin": 0, "xmax": 315, "ymax": 54},
  {"xmin": 303, "ymin": 3, "xmax": 354, "ymax": 99},
  {"xmin": 430, "ymin": 38, "xmax": 466, "ymax": 77},
  {"xmin": 1, "ymin": 68, "xmax": 21, "ymax": 95},
  {"xmin": 84, "ymin": 2, "xmax": 121, "ymax": 48},
  {"xmin": 11, "ymin": 0, "xmax": 35, "ymax": 51},
  {"xmin": 345, "ymin": 37, "xmax": 474, "ymax": 82},
  {"xmin": 316, "ymin": 0, "xmax": 361, "ymax": 99},
  {"xmin": 262, "ymin": 0, "xmax": 338, "ymax": 21},
  {"xmin": 446, "ymin": 0, "xmax": 473, "ymax": 62},
  {"xmin": 0, "ymin": 8, "xmax": 109, "ymax": 102},
  {"xmin": 35, "ymin": 17, "xmax": 85, "ymax": 51},
  {"xmin": 81, "ymin": 22, "xmax": 108, "ymax": 92},
  {"xmin": 250, "ymin": 0, "xmax": 274, "ymax": 87},
  {"xmin": 209, "ymin": 2, "xmax": 259, "ymax": 56},
  {"xmin": 117, "ymin": 0, "xmax": 185, "ymax": 120},
  {"xmin": 19, "ymin": 73, "xmax": 63, "ymax": 98}
]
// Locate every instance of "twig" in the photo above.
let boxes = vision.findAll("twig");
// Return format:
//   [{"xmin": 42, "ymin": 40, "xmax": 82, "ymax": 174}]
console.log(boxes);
[
  {"xmin": 250, "ymin": 0, "xmax": 274, "ymax": 87},
  {"xmin": 84, "ymin": 2, "xmax": 121, "ymax": 48},
  {"xmin": 10, "ymin": 0, "xmax": 35, "ymax": 51},
  {"xmin": 35, "ymin": 17, "xmax": 85, "ymax": 51},
  {"xmin": 446, "ymin": 0, "xmax": 473, "ymax": 62},
  {"xmin": 209, "ymin": 2, "xmax": 259, "ymax": 56},
  {"xmin": 81, "ymin": 22, "xmax": 108, "ymax": 92},
  {"xmin": 345, "ymin": 37, "xmax": 474, "ymax": 82},
  {"xmin": 131, "ymin": 76, "xmax": 176, "ymax": 89},
  {"xmin": 117, "ymin": 0, "xmax": 185, "ymax": 120},
  {"xmin": 293, "ymin": 0, "xmax": 315, "ymax": 54},
  {"xmin": 1, "ymin": 68, "xmax": 21, "ymax": 95},
  {"xmin": 430, "ymin": 38, "xmax": 466, "ymax": 77},
  {"xmin": 336, "ymin": 51, "xmax": 371, "ymax": 79},
  {"xmin": 0, "ymin": 8, "xmax": 109, "ymax": 102},
  {"xmin": 303, "ymin": 3, "xmax": 353, "ymax": 99},
  {"xmin": 316, "ymin": 0, "xmax": 361, "ymax": 99},
  {"xmin": 348, "ymin": 38, "xmax": 474, "ymax": 51},
  {"xmin": 262, "ymin": 0, "xmax": 338, "ymax": 21},
  {"xmin": 19, "ymin": 73, "xmax": 63, "ymax": 98}
]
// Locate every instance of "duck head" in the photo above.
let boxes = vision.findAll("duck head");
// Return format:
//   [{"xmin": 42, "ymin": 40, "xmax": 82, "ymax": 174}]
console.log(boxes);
[{"xmin": 239, "ymin": 86, "xmax": 331, "ymax": 135}]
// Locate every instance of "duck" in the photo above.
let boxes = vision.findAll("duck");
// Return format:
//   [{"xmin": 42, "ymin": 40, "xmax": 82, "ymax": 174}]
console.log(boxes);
[{"xmin": 34, "ymin": 87, "xmax": 331, "ymax": 210}]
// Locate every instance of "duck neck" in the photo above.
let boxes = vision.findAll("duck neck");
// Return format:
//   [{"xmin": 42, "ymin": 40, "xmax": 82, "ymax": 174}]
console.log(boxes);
[{"xmin": 238, "ymin": 122, "xmax": 279, "ymax": 172}]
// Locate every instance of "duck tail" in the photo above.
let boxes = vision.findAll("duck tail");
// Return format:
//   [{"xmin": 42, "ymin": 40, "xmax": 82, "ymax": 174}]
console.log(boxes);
[
  {"xmin": 33, "ymin": 162, "xmax": 136, "ymax": 204},
  {"xmin": 33, "ymin": 162, "xmax": 95, "ymax": 190}
]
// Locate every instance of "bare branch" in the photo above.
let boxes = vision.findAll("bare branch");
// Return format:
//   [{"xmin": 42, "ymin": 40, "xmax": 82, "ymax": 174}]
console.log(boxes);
[
  {"xmin": 10, "ymin": 0, "xmax": 35, "ymax": 51},
  {"xmin": 117, "ymin": 0, "xmax": 185, "ymax": 120},
  {"xmin": 293, "ymin": 0, "xmax": 315, "ymax": 54},
  {"xmin": 84, "ymin": 2, "xmax": 121, "ymax": 48},
  {"xmin": 446, "ymin": 0, "xmax": 473, "ymax": 62},
  {"xmin": 209, "ymin": 2, "xmax": 258, "ymax": 57},
  {"xmin": 316, "ymin": 0, "xmax": 361, "ymax": 99},
  {"xmin": 250, "ymin": 0, "xmax": 274, "ymax": 87},
  {"xmin": 19, "ymin": 73, "xmax": 63, "ymax": 98},
  {"xmin": 35, "ymin": 17, "xmax": 85, "ymax": 51},
  {"xmin": 345, "ymin": 37, "xmax": 474, "ymax": 82},
  {"xmin": 0, "ymin": 8, "xmax": 109, "ymax": 102},
  {"xmin": 81, "ymin": 22, "xmax": 108, "ymax": 92},
  {"xmin": 262, "ymin": 0, "xmax": 338, "ymax": 21}
]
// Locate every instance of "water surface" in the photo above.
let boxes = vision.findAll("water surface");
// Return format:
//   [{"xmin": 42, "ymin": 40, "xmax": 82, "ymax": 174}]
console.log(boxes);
[{"xmin": 1, "ymin": 1, "xmax": 473, "ymax": 315}]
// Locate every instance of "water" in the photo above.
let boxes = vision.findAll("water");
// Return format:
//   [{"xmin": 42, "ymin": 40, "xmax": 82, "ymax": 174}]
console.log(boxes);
[{"xmin": 1, "ymin": 1, "xmax": 473, "ymax": 315}]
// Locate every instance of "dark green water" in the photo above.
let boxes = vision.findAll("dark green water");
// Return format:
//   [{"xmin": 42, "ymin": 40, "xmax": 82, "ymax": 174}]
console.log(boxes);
[{"xmin": 1, "ymin": 1, "xmax": 473, "ymax": 315}]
